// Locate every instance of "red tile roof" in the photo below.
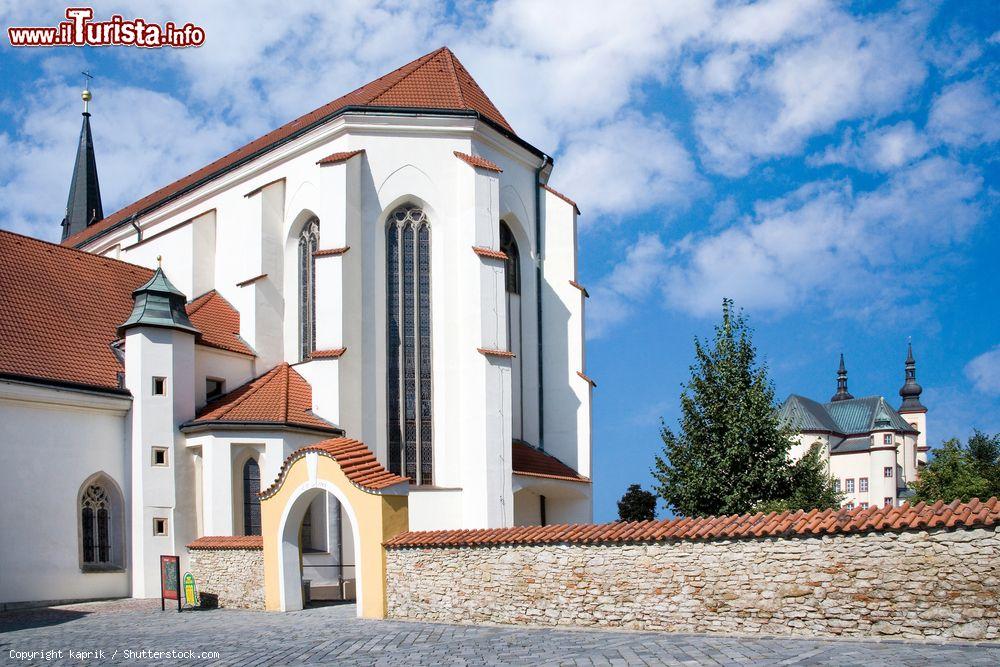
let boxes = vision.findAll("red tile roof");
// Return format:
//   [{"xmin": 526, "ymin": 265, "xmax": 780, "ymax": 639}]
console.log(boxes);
[
  {"xmin": 472, "ymin": 246, "xmax": 508, "ymax": 260},
  {"xmin": 184, "ymin": 363, "xmax": 338, "ymax": 433},
  {"xmin": 385, "ymin": 497, "xmax": 1000, "ymax": 549},
  {"xmin": 65, "ymin": 47, "xmax": 515, "ymax": 249},
  {"xmin": 542, "ymin": 184, "xmax": 581, "ymax": 215},
  {"xmin": 187, "ymin": 535, "xmax": 263, "ymax": 550},
  {"xmin": 316, "ymin": 149, "xmax": 364, "ymax": 165},
  {"xmin": 577, "ymin": 370, "xmax": 597, "ymax": 388},
  {"xmin": 512, "ymin": 441, "xmax": 589, "ymax": 483},
  {"xmin": 454, "ymin": 151, "xmax": 503, "ymax": 172},
  {"xmin": 309, "ymin": 348, "xmax": 346, "ymax": 359},
  {"xmin": 260, "ymin": 437, "xmax": 409, "ymax": 498},
  {"xmin": 314, "ymin": 246, "xmax": 350, "ymax": 257},
  {"xmin": 569, "ymin": 280, "xmax": 589, "ymax": 298},
  {"xmin": 478, "ymin": 348, "xmax": 516, "ymax": 358},
  {"xmin": 186, "ymin": 290, "xmax": 254, "ymax": 356},
  {"xmin": 0, "ymin": 230, "xmax": 152, "ymax": 392}
]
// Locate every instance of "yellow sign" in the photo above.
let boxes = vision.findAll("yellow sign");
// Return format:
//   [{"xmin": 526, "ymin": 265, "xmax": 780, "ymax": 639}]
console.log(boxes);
[{"xmin": 183, "ymin": 572, "xmax": 198, "ymax": 607}]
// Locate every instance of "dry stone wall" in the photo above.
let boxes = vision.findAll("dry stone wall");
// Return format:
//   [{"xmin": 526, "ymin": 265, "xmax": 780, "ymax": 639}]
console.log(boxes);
[
  {"xmin": 386, "ymin": 526, "xmax": 1000, "ymax": 640},
  {"xmin": 189, "ymin": 548, "xmax": 264, "ymax": 610}
]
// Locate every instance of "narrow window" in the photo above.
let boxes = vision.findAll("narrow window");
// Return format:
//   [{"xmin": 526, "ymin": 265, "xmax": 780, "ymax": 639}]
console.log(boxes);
[
  {"xmin": 884, "ymin": 497, "xmax": 893, "ymax": 507},
  {"xmin": 300, "ymin": 506, "xmax": 315, "ymax": 552},
  {"xmin": 845, "ymin": 478, "xmax": 854, "ymax": 493},
  {"xmin": 884, "ymin": 466, "xmax": 893, "ymax": 478},
  {"xmin": 152, "ymin": 517, "xmax": 168, "ymax": 536},
  {"xmin": 883, "ymin": 434, "xmax": 892, "ymax": 445},
  {"xmin": 151, "ymin": 447, "xmax": 168, "ymax": 467},
  {"xmin": 152, "ymin": 376, "xmax": 166, "ymax": 396},
  {"xmin": 298, "ymin": 217, "xmax": 320, "ymax": 361},
  {"xmin": 859, "ymin": 477, "xmax": 869, "ymax": 492},
  {"xmin": 206, "ymin": 378, "xmax": 225, "ymax": 402},
  {"xmin": 386, "ymin": 205, "xmax": 432, "ymax": 484},
  {"xmin": 243, "ymin": 459, "xmax": 262, "ymax": 536},
  {"xmin": 834, "ymin": 479, "xmax": 841, "ymax": 493},
  {"xmin": 500, "ymin": 221, "xmax": 523, "ymax": 440}
]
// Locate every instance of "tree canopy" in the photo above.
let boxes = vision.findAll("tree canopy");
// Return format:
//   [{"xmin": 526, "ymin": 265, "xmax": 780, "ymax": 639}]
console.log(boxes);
[
  {"xmin": 617, "ymin": 484, "xmax": 657, "ymax": 522},
  {"xmin": 911, "ymin": 430, "xmax": 1000, "ymax": 503}
]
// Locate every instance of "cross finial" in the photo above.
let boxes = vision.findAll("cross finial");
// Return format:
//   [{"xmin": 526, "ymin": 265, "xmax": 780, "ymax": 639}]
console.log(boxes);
[
  {"xmin": 81, "ymin": 71, "xmax": 93, "ymax": 114},
  {"xmin": 156, "ymin": 255, "xmax": 162, "ymax": 267}
]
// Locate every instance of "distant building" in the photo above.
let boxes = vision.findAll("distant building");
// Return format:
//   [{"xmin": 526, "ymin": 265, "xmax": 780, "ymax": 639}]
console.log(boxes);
[{"xmin": 778, "ymin": 347, "xmax": 928, "ymax": 509}]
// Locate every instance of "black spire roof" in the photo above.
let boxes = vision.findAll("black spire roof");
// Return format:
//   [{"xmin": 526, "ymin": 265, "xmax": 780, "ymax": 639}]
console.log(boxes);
[
  {"xmin": 899, "ymin": 343, "xmax": 926, "ymax": 413},
  {"xmin": 61, "ymin": 87, "xmax": 103, "ymax": 241},
  {"xmin": 830, "ymin": 353, "xmax": 854, "ymax": 402}
]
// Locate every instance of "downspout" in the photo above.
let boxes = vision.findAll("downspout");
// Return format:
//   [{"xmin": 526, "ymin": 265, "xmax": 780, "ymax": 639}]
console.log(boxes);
[{"xmin": 535, "ymin": 155, "xmax": 552, "ymax": 451}]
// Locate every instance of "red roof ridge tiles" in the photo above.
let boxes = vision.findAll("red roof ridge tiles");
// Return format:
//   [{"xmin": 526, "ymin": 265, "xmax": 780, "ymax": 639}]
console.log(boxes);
[
  {"xmin": 542, "ymin": 184, "xmax": 581, "ymax": 215},
  {"xmin": 184, "ymin": 363, "xmax": 338, "ymax": 433},
  {"xmin": 385, "ymin": 497, "xmax": 1000, "ymax": 549},
  {"xmin": 317, "ymin": 149, "xmax": 364, "ymax": 165},
  {"xmin": 64, "ymin": 47, "xmax": 516, "ymax": 249},
  {"xmin": 472, "ymin": 246, "xmax": 508, "ymax": 260},
  {"xmin": 260, "ymin": 437, "xmax": 409, "ymax": 498},
  {"xmin": 187, "ymin": 535, "xmax": 263, "ymax": 550},
  {"xmin": 511, "ymin": 441, "xmax": 589, "ymax": 483},
  {"xmin": 454, "ymin": 151, "xmax": 503, "ymax": 173}
]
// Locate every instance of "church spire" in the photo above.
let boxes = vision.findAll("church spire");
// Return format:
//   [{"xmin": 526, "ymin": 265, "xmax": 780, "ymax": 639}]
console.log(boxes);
[
  {"xmin": 899, "ymin": 342, "xmax": 926, "ymax": 412},
  {"xmin": 830, "ymin": 353, "xmax": 854, "ymax": 402},
  {"xmin": 61, "ymin": 74, "xmax": 104, "ymax": 241}
]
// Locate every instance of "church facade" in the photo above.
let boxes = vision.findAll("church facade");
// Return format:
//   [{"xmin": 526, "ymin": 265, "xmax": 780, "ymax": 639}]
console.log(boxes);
[
  {"xmin": 0, "ymin": 48, "xmax": 593, "ymax": 607},
  {"xmin": 779, "ymin": 350, "xmax": 929, "ymax": 510}
]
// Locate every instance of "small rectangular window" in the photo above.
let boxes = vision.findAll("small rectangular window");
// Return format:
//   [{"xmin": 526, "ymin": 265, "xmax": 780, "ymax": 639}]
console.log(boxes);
[
  {"xmin": 859, "ymin": 477, "xmax": 869, "ymax": 492},
  {"xmin": 845, "ymin": 502, "xmax": 855, "ymax": 510},
  {"xmin": 884, "ymin": 497, "xmax": 893, "ymax": 507},
  {"xmin": 151, "ymin": 447, "xmax": 168, "ymax": 467},
  {"xmin": 152, "ymin": 376, "xmax": 167, "ymax": 396},
  {"xmin": 834, "ymin": 479, "xmax": 841, "ymax": 493},
  {"xmin": 883, "ymin": 434, "xmax": 892, "ymax": 445},
  {"xmin": 860, "ymin": 502, "xmax": 869, "ymax": 509},
  {"xmin": 845, "ymin": 478, "xmax": 855, "ymax": 493},
  {"xmin": 884, "ymin": 466, "xmax": 893, "ymax": 478},
  {"xmin": 153, "ymin": 517, "xmax": 168, "ymax": 536},
  {"xmin": 206, "ymin": 378, "xmax": 225, "ymax": 402}
]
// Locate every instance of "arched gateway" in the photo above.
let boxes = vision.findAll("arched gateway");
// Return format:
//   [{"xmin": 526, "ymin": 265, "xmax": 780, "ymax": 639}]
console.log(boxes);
[{"xmin": 260, "ymin": 438, "xmax": 409, "ymax": 617}]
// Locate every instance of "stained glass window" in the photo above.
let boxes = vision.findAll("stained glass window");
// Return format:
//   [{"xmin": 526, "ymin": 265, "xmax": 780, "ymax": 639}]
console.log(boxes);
[
  {"xmin": 298, "ymin": 217, "xmax": 320, "ymax": 360},
  {"xmin": 386, "ymin": 205, "xmax": 432, "ymax": 484},
  {"xmin": 243, "ymin": 459, "xmax": 262, "ymax": 536}
]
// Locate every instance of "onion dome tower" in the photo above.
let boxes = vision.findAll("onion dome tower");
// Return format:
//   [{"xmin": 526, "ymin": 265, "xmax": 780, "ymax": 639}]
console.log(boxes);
[{"xmin": 898, "ymin": 343, "xmax": 926, "ymax": 412}]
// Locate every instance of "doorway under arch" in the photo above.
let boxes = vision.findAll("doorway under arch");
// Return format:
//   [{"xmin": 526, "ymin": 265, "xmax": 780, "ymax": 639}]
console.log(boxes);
[{"xmin": 260, "ymin": 438, "xmax": 409, "ymax": 617}]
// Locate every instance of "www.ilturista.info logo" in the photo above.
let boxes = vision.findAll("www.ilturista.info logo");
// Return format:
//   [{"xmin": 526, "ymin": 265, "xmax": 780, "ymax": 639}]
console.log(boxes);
[{"xmin": 8, "ymin": 7, "xmax": 205, "ymax": 48}]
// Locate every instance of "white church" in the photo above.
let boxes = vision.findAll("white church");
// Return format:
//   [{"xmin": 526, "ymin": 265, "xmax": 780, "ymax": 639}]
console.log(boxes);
[
  {"xmin": 0, "ymin": 47, "xmax": 593, "ymax": 608},
  {"xmin": 779, "ymin": 351, "xmax": 929, "ymax": 510}
]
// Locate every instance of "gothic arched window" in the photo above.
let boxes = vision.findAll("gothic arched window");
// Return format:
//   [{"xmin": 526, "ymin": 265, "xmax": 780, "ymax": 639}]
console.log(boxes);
[
  {"xmin": 79, "ymin": 477, "xmax": 123, "ymax": 570},
  {"xmin": 500, "ymin": 221, "xmax": 524, "ymax": 439},
  {"xmin": 243, "ymin": 458, "xmax": 262, "ymax": 536},
  {"xmin": 386, "ymin": 205, "xmax": 432, "ymax": 484},
  {"xmin": 298, "ymin": 217, "xmax": 320, "ymax": 360}
]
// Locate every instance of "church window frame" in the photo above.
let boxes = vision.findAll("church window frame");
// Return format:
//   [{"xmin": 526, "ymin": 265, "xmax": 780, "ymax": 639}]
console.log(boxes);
[
  {"xmin": 79, "ymin": 476, "xmax": 124, "ymax": 572},
  {"xmin": 385, "ymin": 204, "xmax": 433, "ymax": 485},
  {"xmin": 298, "ymin": 217, "xmax": 320, "ymax": 361},
  {"xmin": 242, "ymin": 458, "xmax": 262, "ymax": 536}
]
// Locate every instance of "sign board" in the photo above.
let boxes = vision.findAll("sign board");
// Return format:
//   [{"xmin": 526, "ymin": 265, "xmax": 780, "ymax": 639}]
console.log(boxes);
[
  {"xmin": 160, "ymin": 555, "xmax": 181, "ymax": 612},
  {"xmin": 183, "ymin": 572, "xmax": 198, "ymax": 607}
]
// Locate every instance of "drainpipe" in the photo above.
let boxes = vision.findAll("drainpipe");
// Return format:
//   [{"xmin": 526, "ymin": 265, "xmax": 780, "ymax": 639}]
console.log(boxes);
[
  {"xmin": 535, "ymin": 155, "xmax": 552, "ymax": 451},
  {"xmin": 128, "ymin": 214, "xmax": 141, "ymax": 243}
]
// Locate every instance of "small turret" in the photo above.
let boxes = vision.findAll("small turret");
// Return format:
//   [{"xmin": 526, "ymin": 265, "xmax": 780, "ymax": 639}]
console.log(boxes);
[
  {"xmin": 830, "ymin": 353, "xmax": 854, "ymax": 402},
  {"xmin": 61, "ymin": 74, "xmax": 104, "ymax": 241},
  {"xmin": 118, "ymin": 258, "xmax": 199, "ymax": 337},
  {"xmin": 899, "ymin": 343, "xmax": 926, "ymax": 412}
]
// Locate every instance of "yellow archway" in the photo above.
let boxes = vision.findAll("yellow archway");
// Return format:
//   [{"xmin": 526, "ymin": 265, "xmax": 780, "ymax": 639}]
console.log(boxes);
[{"xmin": 260, "ymin": 438, "xmax": 409, "ymax": 618}]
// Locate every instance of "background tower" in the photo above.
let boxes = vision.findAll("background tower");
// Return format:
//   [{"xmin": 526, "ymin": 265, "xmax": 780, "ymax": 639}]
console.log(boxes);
[{"xmin": 61, "ymin": 74, "xmax": 104, "ymax": 241}]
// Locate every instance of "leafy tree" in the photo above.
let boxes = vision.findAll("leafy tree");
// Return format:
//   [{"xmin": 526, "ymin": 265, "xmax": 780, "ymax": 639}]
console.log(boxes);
[
  {"xmin": 617, "ymin": 484, "xmax": 657, "ymax": 522},
  {"xmin": 911, "ymin": 430, "xmax": 1000, "ymax": 503},
  {"xmin": 755, "ymin": 443, "xmax": 843, "ymax": 513},
  {"xmin": 652, "ymin": 299, "xmax": 793, "ymax": 517}
]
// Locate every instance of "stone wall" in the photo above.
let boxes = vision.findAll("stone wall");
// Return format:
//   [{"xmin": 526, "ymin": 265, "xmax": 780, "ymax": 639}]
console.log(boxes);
[
  {"xmin": 189, "ymin": 547, "xmax": 264, "ymax": 610},
  {"xmin": 386, "ymin": 526, "xmax": 1000, "ymax": 640}
]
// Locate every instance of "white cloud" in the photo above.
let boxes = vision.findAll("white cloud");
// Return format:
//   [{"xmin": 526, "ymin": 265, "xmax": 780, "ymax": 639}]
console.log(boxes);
[
  {"xmin": 809, "ymin": 122, "xmax": 931, "ymax": 172},
  {"xmin": 587, "ymin": 234, "xmax": 668, "ymax": 339},
  {"xmin": 661, "ymin": 156, "xmax": 983, "ymax": 319},
  {"xmin": 928, "ymin": 79, "xmax": 1000, "ymax": 148},
  {"xmin": 966, "ymin": 346, "xmax": 1000, "ymax": 396},
  {"xmin": 551, "ymin": 114, "xmax": 704, "ymax": 223}
]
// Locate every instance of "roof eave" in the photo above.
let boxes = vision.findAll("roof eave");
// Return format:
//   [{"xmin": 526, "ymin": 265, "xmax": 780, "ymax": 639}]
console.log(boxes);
[
  {"xmin": 71, "ymin": 106, "xmax": 548, "ymax": 250},
  {"xmin": 180, "ymin": 420, "xmax": 344, "ymax": 436}
]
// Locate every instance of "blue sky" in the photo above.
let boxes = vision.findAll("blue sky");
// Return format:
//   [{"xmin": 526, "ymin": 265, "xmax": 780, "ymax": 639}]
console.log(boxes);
[{"xmin": 2, "ymin": 1, "xmax": 998, "ymax": 522}]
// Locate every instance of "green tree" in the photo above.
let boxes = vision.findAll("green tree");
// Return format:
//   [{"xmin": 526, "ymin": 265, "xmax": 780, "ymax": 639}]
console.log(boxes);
[
  {"xmin": 617, "ymin": 484, "xmax": 657, "ymax": 522},
  {"xmin": 755, "ymin": 443, "xmax": 843, "ymax": 513},
  {"xmin": 652, "ymin": 299, "xmax": 793, "ymax": 517},
  {"xmin": 911, "ymin": 430, "xmax": 1000, "ymax": 503}
]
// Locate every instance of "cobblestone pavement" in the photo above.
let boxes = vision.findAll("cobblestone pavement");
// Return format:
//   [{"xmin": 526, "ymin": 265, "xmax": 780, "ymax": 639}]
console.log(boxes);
[{"xmin": 2, "ymin": 599, "xmax": 998, "ymax": 666}]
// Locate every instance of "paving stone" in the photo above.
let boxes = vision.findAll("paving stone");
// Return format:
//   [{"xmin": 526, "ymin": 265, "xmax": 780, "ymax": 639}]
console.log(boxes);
[{"xmin": 0, "ymin": 600, "xmax": 997, "ymax": 666}]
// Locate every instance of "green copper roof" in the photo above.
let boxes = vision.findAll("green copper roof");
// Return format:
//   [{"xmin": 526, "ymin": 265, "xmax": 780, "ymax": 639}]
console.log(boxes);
[
  {"xmin": 779, "ymin": 394, "xmax": 917, "ymax": 436},
  {"xmin": 117, "ymin": 267, "xmax": 200, "ymax": 336}
]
